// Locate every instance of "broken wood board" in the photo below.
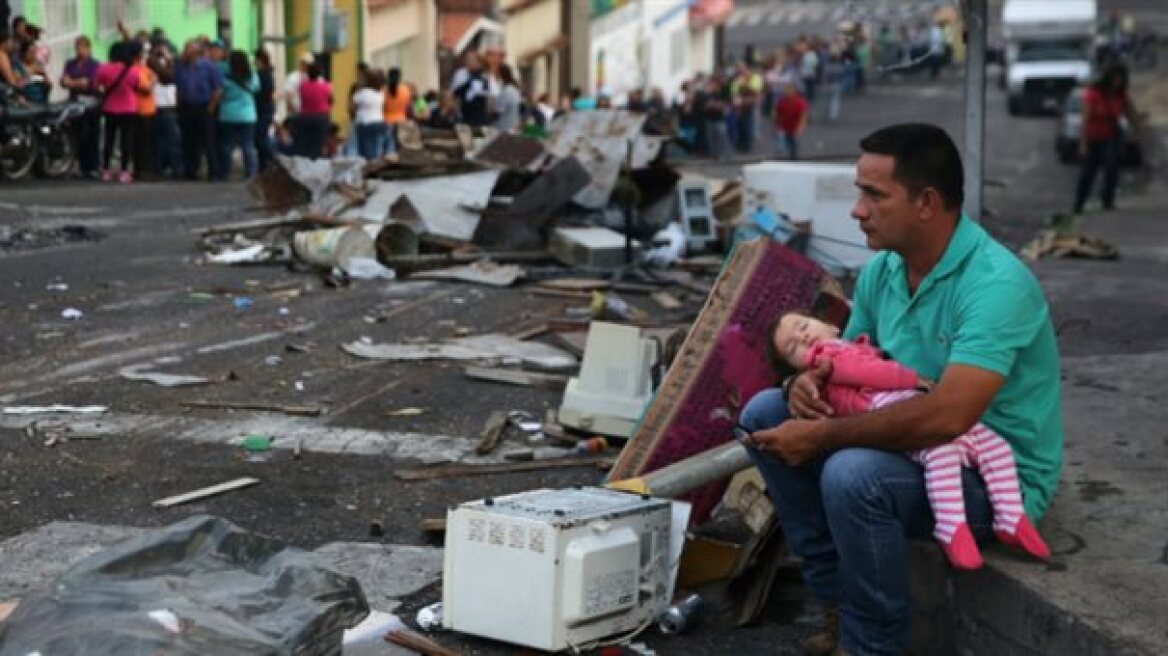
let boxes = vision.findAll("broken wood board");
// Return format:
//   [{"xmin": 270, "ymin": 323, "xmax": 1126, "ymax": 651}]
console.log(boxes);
[
  {"xmin": 342, "ymin": 334, "xmax": 577, "ymax": 371},
  {"xmin": 152, "ymin": 477, "xmax": 261, "ymax": 509},
  {"xmin": 475, "ymin": 410, "xmax": 509, "ymax": 456},
  {"xmin": 509, "ymin": 322, "xmax": 551, "ymax": 340},
  {"xmin": 395, "ymin": 456, "xmax": 614, "ymax": 482},
  {"xmin": 651, "ymin": 290, "xmax": 683, "ymax": 310},
  {"xmin": 180, "ymin": 401, "xmax": 324, "ymax": 417},
  {"xmin": 464, "ymin": 366, "xmax": 569, "ymax": 390},
  {"xmin": 530, "ymin": 287, "xmax": 594, "ymax": 300},
  {"xmin": 608, "ymin": 238, "xmax": 825, "ymax": 525},
  {"xmin": 119, "ymin": 363, "xmax": 227, "ymax": 388},
  {"xmin": 0, "ymin": 600, "xmax": 17, "ymax": 623},
  {"xmin": 411, "ymin": 260, "xmax": 524, "ymax": 287},
  {"xmin": 1020, "ymin": 230, "xmax": 1119, "ymax": 261},
  {"xmin": 421, "ymin": 518, "xmax": 447, "ymax": 534},
  {"xmin": 198, "ymin": 215, "xmax": 356, "ymax": 236},
  {"xmin": 381, "ymin": 250, "xmax": 552, "ymax": 275},
  {"xmin": 537, "ymin": 278, "xmax": 612, "ymax": 292}
]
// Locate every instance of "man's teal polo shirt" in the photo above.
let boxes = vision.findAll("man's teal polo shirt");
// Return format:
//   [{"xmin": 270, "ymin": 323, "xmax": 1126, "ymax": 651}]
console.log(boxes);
[{"xmin": 843, "ymin": 215, "xmax": 1063, "ymax": 521}]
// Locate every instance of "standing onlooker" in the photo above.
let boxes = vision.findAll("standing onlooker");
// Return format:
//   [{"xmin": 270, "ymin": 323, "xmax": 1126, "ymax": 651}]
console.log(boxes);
[
  {"xmin": 773, "ymin": 82, "xmax": 808, "ymax": 160},
  {"xmin": 492, "ymin": 64, "xmax": 522, "ymax": 132},
  {"xmin": 174, "ymin": 39, "xmax": 222, "ymax": 180},
  {"xmin": 212, "ymin": 49, "xmax": 259, "ymax": 179},
  {"xmin": 131, "ymin": 45, "xmax": 157, "ymax": 179},
  {"xmin": 351, "ymin": 70, "xmax": 386, "ymax": 160},
  {"xmin": 730, "ymin": 62, "xmax": 762, "ymax": 153},
  {"xmin": 341, "ymin": 62, "xmax": 369, "ymax": 156},
  {"xmin": 253, "ymin": 49, "xmax": 276, "ymax": 171},
  {"xmin": 96, "ymin": 42, "xmax": 141, "ymax": 183},
  {"xmin": 452, "ymin": 56, "xmax": 489, "ymax": 127},
  {"xmin": 926, "ymin": 20, "xmax": 946, "ymax": 79},
  {"xmin": 799, "ymin": 44, "xmax": 819, "ymax": 102},
  {"xmin": 822, "ymin": 51, "xmax": 846, "ymax": 122},
  {"xmin": 60, "ymin": 36, "xmax": 102, "ymax": 179},
  {"xmin": 284, "ymin": 51, "xmax": 312, "ymax": 116},
  {"xmin": 382, "ymin": 67, "xmax": 410, "ymax": 153},
  {"xmin": 703, "ymin": 76, "xmax": 730, "ymax": 159},
  {"xmin": 1074, "ymin": 63, "xmax": 1136, "ymax": 214},
  {"xmin": 150, "ymin": 45, "xmax": 182, "ymax": 178},
  {"xmin": 295, "ymin": 63, "xmax": 332, "ymax": 159}
]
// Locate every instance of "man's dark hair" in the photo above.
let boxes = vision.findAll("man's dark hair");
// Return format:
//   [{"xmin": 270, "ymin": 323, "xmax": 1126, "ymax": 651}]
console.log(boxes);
[{"xmin": 859, "ymin": 123, "xmax": 964, "ymax": 211}]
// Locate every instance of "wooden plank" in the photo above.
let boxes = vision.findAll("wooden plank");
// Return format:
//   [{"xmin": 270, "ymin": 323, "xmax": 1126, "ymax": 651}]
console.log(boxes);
[
  {"xmin": 420, "ymin": 518, "xmax": 447, "ymax": 534},
  {"xmin": 537, "ymin": 278, "xmax": 612, "ymax": 292},
  {"xmin": 529, "ymin": 287, "xmax": 594, "ymax": 300},
  {"xmin": 474, "ymin": 410, "xmax": 509, "ymax": 456},
  {"xmin": 181, "ymin": 401, "xmax": 324, "ymax": 417},
  {"xmin": 152, "ymin": 477, "xmax": 261, "ymax": 509},
  {"xmin": 509, "ymin": 322, "xmax": 551, "ymax": 341},
  {"xmin": 651, "ymin": 290, "xmax": 683, "ymax": 310},
  {"xmin": 395, "ymin": 457, "xmax": 614, "ymax": 482},
  {"xmin": 464, "ymin": 366, "xmax": 568, "ymax": 390}
]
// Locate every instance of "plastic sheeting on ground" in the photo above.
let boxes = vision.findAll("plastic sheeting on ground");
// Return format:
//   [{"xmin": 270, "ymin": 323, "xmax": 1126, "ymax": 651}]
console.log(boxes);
[{"xmin": 0, "ymin": 515, "xmax": 369, "ymax": 656}]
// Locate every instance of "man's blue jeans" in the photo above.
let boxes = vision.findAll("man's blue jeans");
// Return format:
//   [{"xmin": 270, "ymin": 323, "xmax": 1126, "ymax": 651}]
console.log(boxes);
[{"xmin": 740, "ymin": 388, "xmax": 996, "ymax": 656}]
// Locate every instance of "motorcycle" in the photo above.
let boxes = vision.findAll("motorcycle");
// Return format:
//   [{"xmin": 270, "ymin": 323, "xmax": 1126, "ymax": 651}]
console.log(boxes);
[{"xmin": 1, "ymin": 82, "xmax": 90, "ymax": 181}]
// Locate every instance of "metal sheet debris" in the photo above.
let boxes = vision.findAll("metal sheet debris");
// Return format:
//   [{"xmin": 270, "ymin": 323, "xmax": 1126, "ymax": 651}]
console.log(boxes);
[
  {"xmin": 338, "ymin": 171, "xmax": 499, "ymax": 242},
  {"xmin": 341, "ymin": 334, "xmax": 577, "ymax": 370},
  {"xmin": 118, "ymin": 363, "xmax": 216, "ymax": 388},
  {"xmin": 3, "ymin": 405, "xmax": 108, "ymax": 415},
  {"xmin": 411, "ymin": 260, "xmax": 524, "ymax": 287}
]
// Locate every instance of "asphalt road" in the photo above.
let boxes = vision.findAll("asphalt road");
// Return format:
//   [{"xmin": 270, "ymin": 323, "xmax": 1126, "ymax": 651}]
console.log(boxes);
[{"xmin": 1, "ymin": 23, "xmax": 1164, "ymax": 653}]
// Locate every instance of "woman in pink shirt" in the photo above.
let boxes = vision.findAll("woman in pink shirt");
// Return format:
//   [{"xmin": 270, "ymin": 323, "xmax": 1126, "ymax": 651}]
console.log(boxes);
[
  {"xmin": 96, "ymin": 41, "xmax": 141, "ymax": 182},
  {"xmin": 294, "ymin": 63, "xmax": 332, "ymax": 158}
]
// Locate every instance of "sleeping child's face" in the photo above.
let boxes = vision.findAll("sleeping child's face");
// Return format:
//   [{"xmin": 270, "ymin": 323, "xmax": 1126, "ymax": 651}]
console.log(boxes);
[{"xmin": 774, "ymin": 312, "xmax": 840, "ymax": 370}]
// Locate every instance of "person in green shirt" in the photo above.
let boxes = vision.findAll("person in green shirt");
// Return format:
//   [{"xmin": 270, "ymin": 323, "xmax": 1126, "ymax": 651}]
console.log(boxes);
[{"xmin": 739, "ymin": 123, "xmax": 1063, "ymax": 656}]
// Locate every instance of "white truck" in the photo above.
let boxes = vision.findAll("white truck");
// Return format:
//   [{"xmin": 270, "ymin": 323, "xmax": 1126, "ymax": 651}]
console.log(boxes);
[{"xmin": 1002, "ymin": 0, "xmax": 1096, "ymax": 115}]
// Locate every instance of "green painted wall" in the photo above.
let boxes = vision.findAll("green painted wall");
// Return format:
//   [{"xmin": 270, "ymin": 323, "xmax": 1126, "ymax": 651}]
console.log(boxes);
[{"xmin": 20, "ymin": 1, "xmax": 260, "ymax": 61}]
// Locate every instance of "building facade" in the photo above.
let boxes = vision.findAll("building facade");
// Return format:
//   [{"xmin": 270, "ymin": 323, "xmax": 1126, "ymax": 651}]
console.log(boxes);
[
  {"xmin": 500, "ymin": 0, "xmax": 563, "ymax": 100},
  {"xmin": 364, "ymin": 0, "xmax": 439, "ymax": 93}
]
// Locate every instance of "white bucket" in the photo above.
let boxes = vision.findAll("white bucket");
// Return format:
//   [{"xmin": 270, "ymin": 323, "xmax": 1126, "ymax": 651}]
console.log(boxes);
[{"xmin": 292, "ymin": 226, "xmax": 376, "ymax": 270}]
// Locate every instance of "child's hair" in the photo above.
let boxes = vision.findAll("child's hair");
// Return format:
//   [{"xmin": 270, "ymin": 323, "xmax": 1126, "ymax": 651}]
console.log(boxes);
[{"xmin": 764, "ymin": 309, "xmax": 813, "ymax": 380}]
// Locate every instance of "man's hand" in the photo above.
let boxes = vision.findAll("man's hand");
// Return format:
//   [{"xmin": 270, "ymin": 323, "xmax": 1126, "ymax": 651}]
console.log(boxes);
[
  {"xmin": 751, "ymin": 418, "xmax": 827, "ymax": 466},
  {"xmin": 789, "ymin": 359, "xmax": 834, "ymax": 419}
]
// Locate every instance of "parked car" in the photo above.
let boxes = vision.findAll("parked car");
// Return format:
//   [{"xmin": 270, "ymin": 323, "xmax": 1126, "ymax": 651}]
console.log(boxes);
[{"xmin": 1055, "ymin": 86, "xmax": 1143, "ymax": 166}]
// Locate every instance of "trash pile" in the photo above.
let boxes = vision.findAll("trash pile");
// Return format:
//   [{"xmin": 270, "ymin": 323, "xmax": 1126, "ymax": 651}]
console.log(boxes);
[
  {"xmin": 199, "ymin": 111, "xmax": 746, "ymax": 285},
  {"xmin": 0, "ymin": 223, "xmax": 104, "ymax": 253}
]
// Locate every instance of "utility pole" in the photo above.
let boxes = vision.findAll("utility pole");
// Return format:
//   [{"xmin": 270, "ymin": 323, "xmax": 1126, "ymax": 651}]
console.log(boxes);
[
  {"xmin": 216, "ymin": 0, "xmax": 232, "ymax": 47},
  {"xmin": 963, "ymin": 0, "xmax": 988, "ymax": 222}
]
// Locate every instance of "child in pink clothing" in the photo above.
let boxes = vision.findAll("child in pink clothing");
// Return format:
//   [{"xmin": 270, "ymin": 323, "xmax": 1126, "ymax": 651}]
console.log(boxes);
[
  {"xmin": 95, "ymin": 42, "xmax": 141, "ymax": 182},
  {"xmin": 769, "ymin": 311, "xmax": 1050, "ymax": 570}
]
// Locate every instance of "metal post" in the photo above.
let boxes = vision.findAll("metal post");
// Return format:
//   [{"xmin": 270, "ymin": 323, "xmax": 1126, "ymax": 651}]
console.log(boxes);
[
  {"xmin": 215, "ymin": 0, "xmax": 232, "ymax": 46},
  {"xmin": 963, "ymin": 0, "xmax": 988, "ymax": 222}
]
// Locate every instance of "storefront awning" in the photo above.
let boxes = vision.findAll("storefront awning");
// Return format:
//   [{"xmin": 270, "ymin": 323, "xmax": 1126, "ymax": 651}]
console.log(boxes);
[{"xmin": 689, "ymin": 0, "xmax": 735, "ymax": 29}]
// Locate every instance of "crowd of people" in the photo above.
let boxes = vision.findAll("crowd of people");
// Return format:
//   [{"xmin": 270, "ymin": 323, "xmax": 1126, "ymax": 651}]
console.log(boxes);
[
  {"xmin": 667, "ymin": 19, "xmax": 956, "ymax": 162},
  {"xmin": 3, "ymin": 12, "xmax": 964, "ymax": 182}
]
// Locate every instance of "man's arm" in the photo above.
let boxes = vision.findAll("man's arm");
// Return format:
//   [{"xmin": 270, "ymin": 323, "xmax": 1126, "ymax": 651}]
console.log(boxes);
[{"xmin": 755, "ymin": 363, "xmax": 1005, "ymax": 464}]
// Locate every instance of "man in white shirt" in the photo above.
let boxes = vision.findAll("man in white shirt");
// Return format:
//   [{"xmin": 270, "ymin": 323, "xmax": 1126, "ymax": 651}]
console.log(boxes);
[{"xmin": 284, "ymin": 51, "xmax": 313, "ymax": 116}]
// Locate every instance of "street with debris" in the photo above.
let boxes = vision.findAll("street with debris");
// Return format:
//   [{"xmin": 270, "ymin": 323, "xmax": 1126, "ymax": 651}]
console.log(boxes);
[{"xmin": 2, "ymin": 0, "xmax": 1168, "ymax": 654}]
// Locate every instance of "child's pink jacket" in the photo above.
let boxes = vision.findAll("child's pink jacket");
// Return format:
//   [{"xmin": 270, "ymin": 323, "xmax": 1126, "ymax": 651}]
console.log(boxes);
[{"xmin": 805, "ymin": 337, "xmax": 920, "ymax": 416}]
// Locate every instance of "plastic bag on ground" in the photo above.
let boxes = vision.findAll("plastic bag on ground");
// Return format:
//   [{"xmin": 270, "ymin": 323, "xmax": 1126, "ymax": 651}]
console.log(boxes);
[{"xmin": 0, "ymin": 515, "xmax": 369, "ymax": 656}]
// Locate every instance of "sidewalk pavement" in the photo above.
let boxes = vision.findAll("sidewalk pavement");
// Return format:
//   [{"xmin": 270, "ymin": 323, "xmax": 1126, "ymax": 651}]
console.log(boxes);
[{"xmin": 907, "ymin": 176, "xmax": 1168, "ymax": 654}]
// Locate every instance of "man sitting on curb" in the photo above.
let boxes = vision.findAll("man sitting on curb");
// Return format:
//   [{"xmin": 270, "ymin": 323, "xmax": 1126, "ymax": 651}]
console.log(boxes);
[{"xmin": 739, "ymin": 123, "xmax": 1063, "ymax": 656}]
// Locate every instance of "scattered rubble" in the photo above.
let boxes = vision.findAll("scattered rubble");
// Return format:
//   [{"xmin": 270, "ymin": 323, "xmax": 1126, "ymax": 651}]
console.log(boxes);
[{"xmin": 0, "ymin": 224, "xmax": 104, "ymax": 253}]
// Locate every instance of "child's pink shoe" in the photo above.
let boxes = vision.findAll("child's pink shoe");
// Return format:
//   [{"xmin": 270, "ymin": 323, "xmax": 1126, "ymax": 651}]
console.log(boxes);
[
  {"xmin": 100, "ymin": 169, "xmax": 113, "ymax": 182},
  {"xmin": 996, "ymin": 515, "xmax": 1051, "ymax": 561},
  {"xmin": 119, "ymin": 171, "xmax": 133, "ymax": 184},
  {"xmin": 941, "ymin": 523, "xmax": 984, "ymax": 570}
]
